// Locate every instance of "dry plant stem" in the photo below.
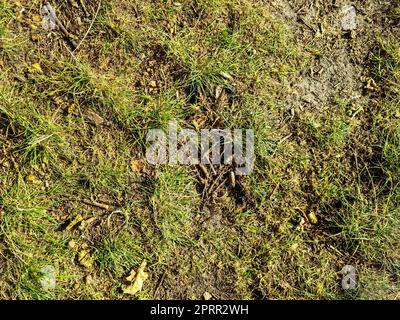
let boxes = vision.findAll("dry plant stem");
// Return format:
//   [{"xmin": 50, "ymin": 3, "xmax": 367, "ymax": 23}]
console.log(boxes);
[
  {"xmin": 73, "ymin": 0, "xmax": 102, "ymax": 52},
  {"xmin": 45, "ymin": 2, "xmax": 77, "ymax": 49}
]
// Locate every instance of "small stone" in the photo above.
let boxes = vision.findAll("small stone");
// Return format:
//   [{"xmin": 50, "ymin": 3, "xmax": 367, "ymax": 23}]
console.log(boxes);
[
  {"xmin": 26, "ymin": 175, "xmax": 41, "ymax": 184},
  {"xmin": 203, "ymin": 292, "xmax": 212, "ymax": 300},
  {"xmin": 86, "ymin": 110, "xmax": 104, "ymax": 126},
  {"xmin": 39, "ymin": 265, "xmax": 57, "ymax": 291}
]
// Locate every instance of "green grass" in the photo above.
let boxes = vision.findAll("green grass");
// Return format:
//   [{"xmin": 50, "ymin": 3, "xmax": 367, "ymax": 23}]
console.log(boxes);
[{"xmin": 0, "ymin": 0, "xmax": 399, "ymax": 300}]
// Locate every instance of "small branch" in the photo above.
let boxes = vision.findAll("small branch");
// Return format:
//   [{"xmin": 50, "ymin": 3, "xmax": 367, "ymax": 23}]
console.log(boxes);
[
  {"xmin": 73, "ymin": 0, "xmax": 102, "ymax": 52},
  {"xmin": 44, "ymin": 2, "xmax": 77, "ymax": 49}
]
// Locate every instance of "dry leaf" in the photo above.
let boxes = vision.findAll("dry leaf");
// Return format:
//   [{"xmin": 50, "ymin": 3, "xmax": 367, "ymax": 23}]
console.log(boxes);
[
  {"xmin": 28, "ymin": 63, "xmax": 43, "ymax": 74},
  {"xmin": 86, "ymin": 110, "xmax": 104, "ymax": 126},
  {"xmin": 26, "ymin": 175, "xmax": 41, "ymax": 184},
  {"xmin": 126, "ymin": 269, "xmax": 137, "ymax": 282},
  {"xmin": 68, "ymin": 0, "xmax": 79, "ymax": 8},
  {"xmin": 122, "ymin": 260, "xmax": 148, "ymax": 295},
  {"xmin": 68, "ymin": 240, "xmax": 77, "ymax": 249},
  {"xmin": 85, "ymin": 274, "xmax": 93, "ymax": 285},
  {"xmin": 78, "ymin": 250, "xmax": 94, "ymax": 269},
  {"xmin": 41, "ymin": 3, "xmax": 56, "ymax": 31},
  {"xmin": 65, "ymin": 214, "xmax": 83, "ymax": 231},
  {"xmin": 68, "ymin": 104, "xmax": 76, "ymax": 114},
  {"xmin": 32, "ymin": 15, "xmax": 42, "ymax": 24},
  {"xmin": 308, "ymin": 212, "xmax": 318, "ymax": 224},
  {"xmin": 131, "ymin": 159, "xmax": 144, "ymax": 173},
  {"xmin": 203, "ymin": 292, "xmax": 212, "ymax": 300}
]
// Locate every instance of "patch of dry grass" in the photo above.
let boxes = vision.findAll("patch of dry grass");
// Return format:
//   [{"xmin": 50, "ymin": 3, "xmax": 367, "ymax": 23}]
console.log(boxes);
[{"xmin": 0, "ymin": 0, "xmax": 398, "ymax": 299}]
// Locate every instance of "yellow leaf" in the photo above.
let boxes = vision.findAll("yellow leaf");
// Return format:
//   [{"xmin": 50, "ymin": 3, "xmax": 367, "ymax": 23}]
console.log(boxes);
[
  {"xmin": 131, "ymin": 159, "xmax": 144, "ymax": 173},
  {"xmin": 308, "ymin": 212, "xmax": 318, "ymax": 224},
  {"xmin": 78, "ymin": 250, "xmax": 94, "ymax": 269},
  {"xmin": 28, "ymin": 63, "xmax": 43, "ymax": 74},
  {"xmin": 122, "ymin": 260, "xmax": 148, "ymax": 295},
  {"xmin": 65, "ymin": 214, "xmax": 83, "ymax": 231},
  {"xmin": 69, "ymin": 0, "xmax": 79, "ymax": 8},
  {"xmin": 31, "ymin": 15, "xmax": 41, "ymax": 23},
  {"xmin": 125, "ymin": 269, "xmax": 136, "ymax": 282},
  {"xmin": 68, "ymin": 240, "xmax": 77, "ymax": 249},
  {"xmin": 68, "ymin": 104, "xmax": 76, "ymax": 114},
  {"xmin": 26, "ymin": 175, "xmax": 41, "ymax": 184}
]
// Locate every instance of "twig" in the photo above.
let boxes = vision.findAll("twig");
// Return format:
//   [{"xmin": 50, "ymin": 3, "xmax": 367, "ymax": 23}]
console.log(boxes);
[
  {"xmin": 154, "ymin": 271, "xmax": 167, "ymax": 297},
  {"xmin": 78, "ymin": 0, "xmax": 90, "ymax": 17},
  {"xmin": 62, "ymin": 41, "xmax": 78, "ymax": 61},
  {"xmin": 73, "ymin": 0, "xmax": 102, "ymax": 52},
  {"xmin": 45, "ymin": 2, "xmax": 77, "ymax": 49},
  {"xmin": 82, "ymin": 199, "xmax": 112, "ymax": 211}
]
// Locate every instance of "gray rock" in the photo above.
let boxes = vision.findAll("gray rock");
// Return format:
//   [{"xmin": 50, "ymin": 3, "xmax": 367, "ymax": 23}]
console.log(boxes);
[
  {"xmin": 41, "ymin": 3, "xmax": 57, "ymax": 31},
  {"xmin": 341, "ymin": 5, "xmax": 357, "ymax": 31},
  {"xmin": 39, "ymin": 265, "xmax": 57, "ymax": 291}
]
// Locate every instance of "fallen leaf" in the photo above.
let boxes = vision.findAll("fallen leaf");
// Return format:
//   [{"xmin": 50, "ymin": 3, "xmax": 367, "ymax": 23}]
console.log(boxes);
[
  {"xmin": 85, "ymin": 274, "xmax": 93, "ymax": 285},
  {"xmin": 65, "ymin": 214, "xmax": 83, "ymax": 231},
  {"xmin": 122, "ymin": 260, "xmax": 148, "ymax": 295},
  {"xmin": 307, "ymin": 212, "xmax": 318, "ymax": 224},
  {"xmin": 126, "ymin": 269, "xmax": 137, "ymax": 282},
  {"xmin": 131, "ymin": 159, "xmax": 144, "ymax": 173},
  {"xmin": 32, "ymin": 15, "xmax": 42, "ymax": 23},
  {"xmin": 68, "ymin": 0, "xmax": 79, "ymax": 8},
  {"xmin": 26, "ymin": 175, "xmax": 41, "ymax": 184},
  {"xmin": 78, "ymin": 250, "xmax": 94, "ymax": 269},
  {"xmin": 68, "ymin": 104, "xmax": 76, "ymax": 114},
  {"xmin": 68, "ymin": 240, "xmax": 77, "ymax": 249},
  {"xmin": 28, "ymin": 63, "xmax": 43, "ymax": 74},
  {"xmin": 78, "ymin": 216, "xmax": 97, "ymax": 231},
  {"xmin": 203, "ymin": 292, "xmax": 212, "ymax": 300}
]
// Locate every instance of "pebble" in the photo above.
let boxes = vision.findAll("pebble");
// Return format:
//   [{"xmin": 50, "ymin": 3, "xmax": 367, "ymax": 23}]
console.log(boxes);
[
  {"xmin": 39, "ymin": 265, "xmax": 57, "ymax": 291},
  {"xmin": 341, "ymin": 5, "xmax": 357, "ymax": 31}
]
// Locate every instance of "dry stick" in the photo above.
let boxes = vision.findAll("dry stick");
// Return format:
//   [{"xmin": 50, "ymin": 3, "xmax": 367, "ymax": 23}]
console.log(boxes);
[
  {"xmin": 45, "ymin": 2, "xmax": 78, "ymax": 49},
  {"xmin": 73, "ymin": 0, "xmax": 102, "ymax": 52},
  {"xmin": 55, "ymin": 17, "xmax": 77, "ymax": 49},
  {"xmin": 82, "ymin": 199, "xmax": 112, "ymax": 211},
  {"xmin": 78, "ymin": 0, "xmax": 90, "ymax": 17},
  {"xmin": 153, "ymin": 270, "xmax": 167, "ymax": 297}
]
